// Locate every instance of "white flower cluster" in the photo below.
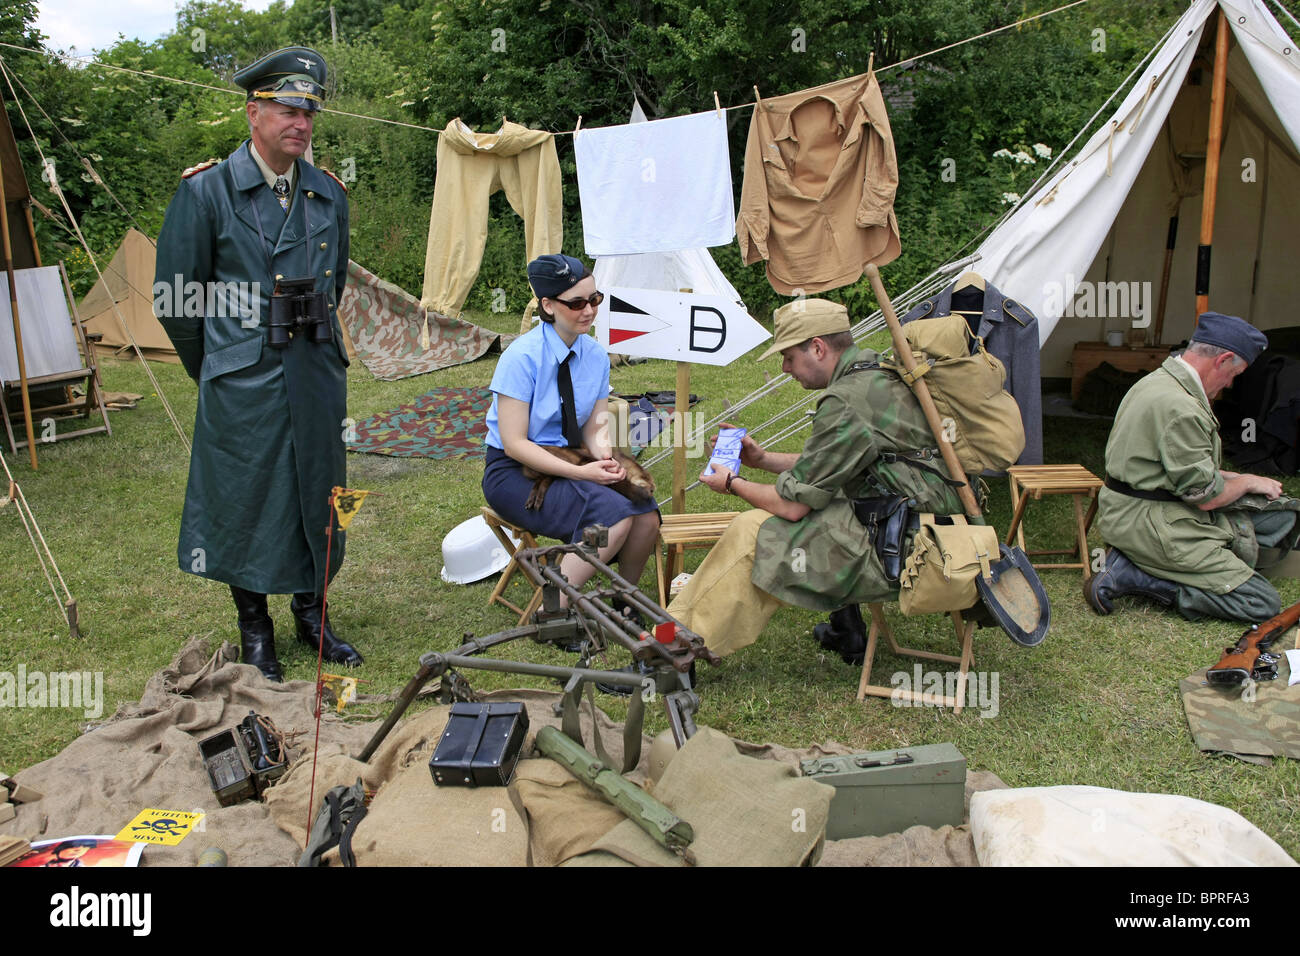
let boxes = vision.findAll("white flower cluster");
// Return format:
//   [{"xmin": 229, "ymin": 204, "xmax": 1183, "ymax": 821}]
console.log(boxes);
[
  {"xmin": 1001, "ymin": 192, "xmax": 1022, "ymax": 205},
  {"xmin": 1033, "ymin": 142, "xmax": 1052, "ymax": 158},
  {"xmin": 993, "ymin": 148, "xmax": 1036, "ymax": 165}
]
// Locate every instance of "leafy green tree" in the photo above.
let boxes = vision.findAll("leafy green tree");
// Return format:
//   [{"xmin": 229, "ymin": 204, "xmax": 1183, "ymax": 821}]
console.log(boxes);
[{"xmin": 0, "ymin": 0, "xmax": 42, "ymax": 51}]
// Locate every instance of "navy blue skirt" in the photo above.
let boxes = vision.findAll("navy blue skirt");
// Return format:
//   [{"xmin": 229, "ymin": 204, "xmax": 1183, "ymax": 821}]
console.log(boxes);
[{"xmin": 482, "ymin": 446, "xmax": 660, "ymax": 544}]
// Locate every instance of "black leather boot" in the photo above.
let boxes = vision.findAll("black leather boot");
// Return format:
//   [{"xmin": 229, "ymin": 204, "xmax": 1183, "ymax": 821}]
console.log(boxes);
[
  {"xmin": 231, "ymin": 586, "xmax": 282, "ymax": 682},
  {"xmin": 812, "ymin": 604, "xmax": 867, "ymax": 665},
  {"xmin": 1085, "ymin": 548, "xmax": 1178, "ymax": 615},
  {"xmin": 291, "ymin": 593, "xmax": 364, "ymax": 666}
]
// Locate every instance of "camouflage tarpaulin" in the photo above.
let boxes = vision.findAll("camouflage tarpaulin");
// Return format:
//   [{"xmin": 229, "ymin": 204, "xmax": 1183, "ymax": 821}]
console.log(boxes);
[
  {"xmin": 338, "ymin": 260, "xmax": 516, "ymax": 381},
  {"xmin": 1179, "ymin": 626, "xmax": 1300, "ymax": 763},
  {"xmin": 346, "ymin": 387, "xmax": 490, "ymax": 459}
]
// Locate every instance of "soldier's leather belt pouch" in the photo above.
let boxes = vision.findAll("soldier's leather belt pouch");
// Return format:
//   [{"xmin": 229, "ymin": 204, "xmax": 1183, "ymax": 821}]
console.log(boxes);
[
  {"xmin": 200, "ymin": 335, "xmax": 263, "ymax": 382},
  {"xmin": 852, "ymin": 495, "xmax": 912, "ymax": 585}
]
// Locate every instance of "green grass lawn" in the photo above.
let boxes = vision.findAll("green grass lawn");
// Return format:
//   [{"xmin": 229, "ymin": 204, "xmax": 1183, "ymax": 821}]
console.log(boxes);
[{"xmin": 2, "ymin": 307, "xmax": 1298, "ymax": 859}]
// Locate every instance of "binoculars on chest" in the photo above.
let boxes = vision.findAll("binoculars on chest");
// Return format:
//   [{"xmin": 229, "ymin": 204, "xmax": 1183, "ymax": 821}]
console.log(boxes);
[{"xmin": 269, "ymin": 276, "xmax": 332, "ymax": 348}]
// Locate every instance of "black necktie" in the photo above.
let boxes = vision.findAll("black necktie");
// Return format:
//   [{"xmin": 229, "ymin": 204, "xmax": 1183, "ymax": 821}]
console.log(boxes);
[
  {"xmin": 558, "ymin": 351, "xmax": 583, "ymax": 449},
  {"xmin": 273, "ymin": 176, "xmax": 290, "ymax": 212}
]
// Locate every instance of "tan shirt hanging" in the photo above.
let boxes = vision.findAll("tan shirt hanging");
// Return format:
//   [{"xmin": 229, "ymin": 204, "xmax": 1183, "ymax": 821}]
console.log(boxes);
[{"xmin": 738, "ymin": 71, "xmax": 900, "ymax": 295}]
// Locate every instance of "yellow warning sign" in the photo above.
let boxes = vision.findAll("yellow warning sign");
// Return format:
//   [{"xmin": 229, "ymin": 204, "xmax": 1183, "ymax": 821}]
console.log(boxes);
[{"xmin": 116, "ymin": 809, "xmax": 205, "ymax": 846}]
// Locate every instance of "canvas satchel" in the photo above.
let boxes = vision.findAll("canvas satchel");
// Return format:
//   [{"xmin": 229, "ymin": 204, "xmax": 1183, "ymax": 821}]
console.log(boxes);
[
  {"xmin": 886, "ymin": 315, "xmax": 1025, "ymax": 473},
  {"xmin": 899, "ymin": 513, "xmax": 999, "ymax": 616}
]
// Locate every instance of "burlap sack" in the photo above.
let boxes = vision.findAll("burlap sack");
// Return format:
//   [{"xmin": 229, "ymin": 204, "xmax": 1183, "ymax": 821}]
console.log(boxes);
[
  {"xmin": 818, "ymin": 825, "xmax": 979, "ymax": 866},
  {"xmin": 590, "ymin": 727, "xmax": 835, "ymax": 867},
  {"xmin": 346, "ymin": 755, "xmax": 530, "ymax": 866},
  {"xmin": 509, "ymin": 758, "xmax": 628, "ymax": 867},
  {"xmin": 264, "ymin": 750, "xmax": 380, "ymax": 849},
  {"xmin": 0, "ymin": 637, "xmax": 372, "ymax": 867}
]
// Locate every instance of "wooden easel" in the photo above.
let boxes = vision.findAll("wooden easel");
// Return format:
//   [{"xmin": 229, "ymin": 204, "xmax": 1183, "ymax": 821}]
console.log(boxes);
[{"xmin": 0, "ymin": 263, "xmax": 112, "ymax": 454}]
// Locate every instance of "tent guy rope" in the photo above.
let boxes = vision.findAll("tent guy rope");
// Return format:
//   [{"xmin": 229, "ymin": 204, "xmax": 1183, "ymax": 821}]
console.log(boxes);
[
  {"xmin": 0, "ymin": 447, "xmax": 78, "ymax": 636},
  {"xmin": 0, "ymin": 59, "xmax": 192, "ymax": 455}
]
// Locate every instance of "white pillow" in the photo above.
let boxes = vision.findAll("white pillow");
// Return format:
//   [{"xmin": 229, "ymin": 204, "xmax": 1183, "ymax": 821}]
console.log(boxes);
[{"xmin": 971, "ymin": 785, "xmax": 1296, "ymax": 866}]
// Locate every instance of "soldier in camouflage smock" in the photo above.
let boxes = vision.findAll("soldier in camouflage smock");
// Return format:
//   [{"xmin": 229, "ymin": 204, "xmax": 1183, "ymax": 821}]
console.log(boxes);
[{"xmin": 666, "ymin": 300, "xmax": 965, "ymax": 658}]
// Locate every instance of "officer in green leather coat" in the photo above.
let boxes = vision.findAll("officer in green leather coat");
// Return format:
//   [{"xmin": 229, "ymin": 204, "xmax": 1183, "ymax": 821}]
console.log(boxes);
[
  {"xmin": 1088, "ymin": 312, "xmax": 1299, "ymax": 623},
  {"xmin": 155, "ymin": 46, "xmax": 361, "ymax": 680}
]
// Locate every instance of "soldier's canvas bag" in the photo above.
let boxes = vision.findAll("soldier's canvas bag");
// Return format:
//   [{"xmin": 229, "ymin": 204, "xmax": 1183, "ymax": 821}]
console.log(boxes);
[
  {"xmin": 899, "ymin": 513, "xmax": 999, "ymax": 616},
  {"xmin": 885, "ymin": 315, "xmax": 1025, "ymax": 473}
]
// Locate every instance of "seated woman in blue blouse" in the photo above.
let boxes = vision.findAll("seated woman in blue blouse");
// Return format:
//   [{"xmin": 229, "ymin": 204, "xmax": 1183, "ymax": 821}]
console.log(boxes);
[{"xmin": 483, "ymin": 254, "xmax": 660, "ymax": 592}]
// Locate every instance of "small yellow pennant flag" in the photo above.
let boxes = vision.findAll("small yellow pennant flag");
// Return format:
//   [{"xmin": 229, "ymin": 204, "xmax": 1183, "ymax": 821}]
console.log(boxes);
[
  {"xmin": 332, "ymin": 486, "xmax": 372, "ymax": 530},
  {"xmin": 321, "ymin": 672, "xmax": 359, "ymax": 713}
]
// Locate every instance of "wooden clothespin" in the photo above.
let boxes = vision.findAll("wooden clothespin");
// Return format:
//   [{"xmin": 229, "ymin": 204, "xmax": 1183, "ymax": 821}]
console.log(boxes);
[
  {"xmin": 868, "ymin": 52, "xmax": 874, "ymax": 73},
  {"xmin": 753, "ymin": 85, "xmax": 763, "ymax": 109},
  {"xmin": 713, "ymin": 91, "xmax": 722, "ymax": 117},
  {"xmin": 575, "ymin": 115, "xmax": 583, "ymax": 133}
]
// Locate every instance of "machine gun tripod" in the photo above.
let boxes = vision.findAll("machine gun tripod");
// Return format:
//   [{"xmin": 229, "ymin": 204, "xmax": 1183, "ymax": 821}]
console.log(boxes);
[{"xmin": 357, "ymin": 526, "xmax": 719, "ymax": 772}]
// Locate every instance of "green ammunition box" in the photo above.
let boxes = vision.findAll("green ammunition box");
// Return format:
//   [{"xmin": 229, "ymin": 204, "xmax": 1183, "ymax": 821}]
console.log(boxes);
[{"xmin": 800, "ymin": 743, "xmax": 966, "ymax": 840}]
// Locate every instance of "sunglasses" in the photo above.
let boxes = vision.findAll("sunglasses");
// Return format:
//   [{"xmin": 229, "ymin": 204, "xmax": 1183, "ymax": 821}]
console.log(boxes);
[{"xmin": 551, "ymin": 292, "xmax": 605, "ymax": 311}]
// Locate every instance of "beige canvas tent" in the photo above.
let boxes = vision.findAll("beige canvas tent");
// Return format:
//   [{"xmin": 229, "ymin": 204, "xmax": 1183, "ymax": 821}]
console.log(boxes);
[
  {"xmin": 960, "ymin": 0, "xmax": 1300, "ymax": 376},
  {"xmin": 78, "ymin": 227, "xmax": 179, "ymax": 362}
]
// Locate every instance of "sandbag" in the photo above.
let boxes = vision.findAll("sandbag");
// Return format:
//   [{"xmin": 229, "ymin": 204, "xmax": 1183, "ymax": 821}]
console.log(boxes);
[
  {"xmin": 590, "ymin": 727, "xmax": 834, "ymax": 867},
  {"xmin": 510, "ymin": 758, "xmax": 629, "ymax": 867},
  {"xmin": 346, "ymin": 755, "xmax": 530, "ymax": 866},
  {"xmin": 887, "ymin": 314, "xmax": 1025, "ymax": 473}
]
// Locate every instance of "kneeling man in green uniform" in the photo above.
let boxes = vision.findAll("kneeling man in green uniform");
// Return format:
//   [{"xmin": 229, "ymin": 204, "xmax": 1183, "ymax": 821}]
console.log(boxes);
[
  {"xmin": 155, "ymin": 47, "xmax": 362, "ymax": 680},
  {"xmin": 1087, "ymin": 312, "xmax": 1299, "ymax": 623}
]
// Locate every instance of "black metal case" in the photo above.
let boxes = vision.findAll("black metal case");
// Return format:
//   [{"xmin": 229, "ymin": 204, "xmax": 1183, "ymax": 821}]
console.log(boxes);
[{"xmin": 430, "ymin": 702, "xmax": 529, "ymax": 787}]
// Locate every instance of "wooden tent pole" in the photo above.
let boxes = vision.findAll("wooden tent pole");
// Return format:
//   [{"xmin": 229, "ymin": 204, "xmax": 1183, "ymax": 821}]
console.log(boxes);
[
  {"xmin": 1152, "ymin": 213, "xmax": 1177, "ymax": 344},
  {"xmin": 0, "ymin": 151, "xmax": 38, "ymax": 468},
  {"xmin": 1195, "ymin": 9, "xmax": 1230, "ymax": 320}
]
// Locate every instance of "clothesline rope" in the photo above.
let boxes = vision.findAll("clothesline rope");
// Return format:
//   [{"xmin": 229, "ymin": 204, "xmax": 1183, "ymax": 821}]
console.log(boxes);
[{"xmin": 0, "ymin": 0, "xmax": 1094, "ymax": 138}]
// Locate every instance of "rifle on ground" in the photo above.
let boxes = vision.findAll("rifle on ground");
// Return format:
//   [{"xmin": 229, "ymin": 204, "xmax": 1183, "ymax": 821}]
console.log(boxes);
[{"xmin": 1205, "ymin": 599, "xmax": 1300, "ymax": 686}]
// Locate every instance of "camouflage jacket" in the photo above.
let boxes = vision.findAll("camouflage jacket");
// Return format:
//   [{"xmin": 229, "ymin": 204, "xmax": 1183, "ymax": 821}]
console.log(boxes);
[{"xmin": 751, "ymin": 345, "xmax": 965, "ymax": 611}]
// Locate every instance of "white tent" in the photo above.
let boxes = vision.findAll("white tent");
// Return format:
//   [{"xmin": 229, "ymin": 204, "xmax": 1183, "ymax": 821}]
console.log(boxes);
[{"xmin": 966, "ymin": 0, "xmax": 1300, "ymax": 377}]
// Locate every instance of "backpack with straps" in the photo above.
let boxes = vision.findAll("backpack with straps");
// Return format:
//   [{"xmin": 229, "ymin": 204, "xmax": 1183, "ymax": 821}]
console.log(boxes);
[{"xmin": 877, "ymin": 313, "xmax": 1026, "ymax": 474}]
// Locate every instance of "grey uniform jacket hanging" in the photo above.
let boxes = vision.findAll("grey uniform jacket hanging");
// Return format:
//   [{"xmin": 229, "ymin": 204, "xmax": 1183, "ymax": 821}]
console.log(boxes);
[{"xmin": 900, "ymin": 278, "xmax": 1043, "ymax": 466}]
